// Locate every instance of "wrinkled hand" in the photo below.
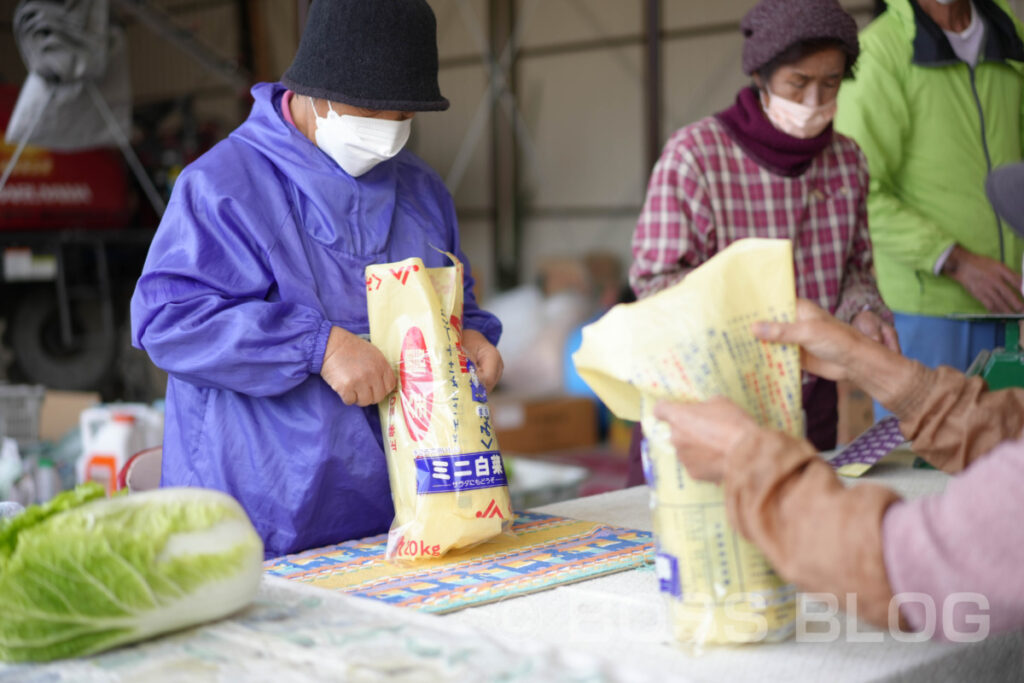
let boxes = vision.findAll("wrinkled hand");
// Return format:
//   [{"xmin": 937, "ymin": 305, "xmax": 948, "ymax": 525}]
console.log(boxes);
[
  {"xmin": 851, "ymin": 309, "xmax": 901, "ymax": 353},
  {"xmin": 652, "ymin": 396, "xmax": 760, "ymax": 484},
  {"xmin": 942, "ymin": 245, "xmax": 1024, "ymax": 314},
  {"xmin": 462, "ymin": 328, "xmax": 503, "ymax": 393},
  {"xmin": 320, "ymin": 326, "xmax": 396, "ymax": 406},
  {"xmin": 754, "ymin": 299, "xmax": 869, "ymax": 382}
]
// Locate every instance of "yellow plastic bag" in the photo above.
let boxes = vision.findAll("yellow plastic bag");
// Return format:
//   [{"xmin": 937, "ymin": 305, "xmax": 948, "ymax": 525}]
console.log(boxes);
[
  {"xmin": 573, "ymin": 238, "xmax": 800, "ymax": 647},
  {"xmin": 366, "ymin": 254, "xmax": 513, "ymax": 564}
]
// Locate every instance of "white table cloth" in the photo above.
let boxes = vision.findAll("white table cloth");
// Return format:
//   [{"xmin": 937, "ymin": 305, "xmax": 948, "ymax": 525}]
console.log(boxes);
[
  {"xmin": 3, "ymin": 451, "xmax": 1020, "ymax": 681},
  {"xmin": 445, "ymin": 452, "xmax": 1024, "ymax": 682}
]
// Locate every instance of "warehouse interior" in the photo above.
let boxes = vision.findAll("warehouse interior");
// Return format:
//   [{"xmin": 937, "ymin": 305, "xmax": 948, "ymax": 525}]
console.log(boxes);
[
  {"xmin": 2, "ymin": 0, "xmax": 1024, "ymax": 482},
  {"xmin": 2, "ymin": 1, "xmax": 1024, "ymax": 679},
  {"xmin": 3, "ymin": 0, "xmax": 1024, "ymax": 493},
  {"xmin": 5, "ymin": 13, "xmax": 779, "ymax": 404},
  {"xmin": 0, "ymin": 1, "xmax": 885, "ymax": 379}
]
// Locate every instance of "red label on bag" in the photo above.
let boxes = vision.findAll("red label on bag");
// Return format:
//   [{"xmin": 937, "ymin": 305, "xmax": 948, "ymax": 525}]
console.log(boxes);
[
  {"xmin": 450, "ymin": 315, "xmax": 469, "ymax": 373},
  {"xmin": 400, "ymin": 326, "xmax": 434, "ymax": 442},
  {"xmin": 389, "ymin": 264, "xmax": 420, "ymax": 285},
  {"xmin": 475, "ymin": 498, "xmax": 505, "ymax": 519},
  {"xmin": 392, "ymin": 535, "xmax": 441, "ymax": 558}
]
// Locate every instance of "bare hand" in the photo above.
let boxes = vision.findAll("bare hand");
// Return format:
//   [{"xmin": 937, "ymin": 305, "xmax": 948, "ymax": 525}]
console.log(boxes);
[
  {"xmin": 753, "ymin": 299, "xmax": 868, "ymax": 382},
  {"xmin": 943, "ymin": 246, "xmax": 1024, "ymax": 313},
  {"xmin": 320, "ymin": 327, "xmax": 396, "ymax": 406},
  {"xmin": 652, "ymin": 396, "xmax": 760, "ymax": 484},
  {"xmin": 462, "ymin": 328, "xmax": 503, "ymax": 393},
  {"xmin": 851, "ymin": 309, "xmax": 901, "ymax": 353}
]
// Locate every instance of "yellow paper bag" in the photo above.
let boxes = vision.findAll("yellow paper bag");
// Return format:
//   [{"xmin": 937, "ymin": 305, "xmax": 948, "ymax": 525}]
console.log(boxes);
[
  {"xmin": 367, "ymin": 254, "xmax": 512, "ymax": 564},
  {"xmin": 573, "ymin": 238, "xmax": 801, "ymax": 647}
]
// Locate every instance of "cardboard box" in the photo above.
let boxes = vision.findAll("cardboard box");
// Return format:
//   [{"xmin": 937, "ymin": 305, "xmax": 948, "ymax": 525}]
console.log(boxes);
[
  {"xmin": 489, "ymin": 394, "xmax": 599, "ymax": 454},
  {"xmin": 39, "ymin": 390, "xmax": 101, "ymax": 442}
]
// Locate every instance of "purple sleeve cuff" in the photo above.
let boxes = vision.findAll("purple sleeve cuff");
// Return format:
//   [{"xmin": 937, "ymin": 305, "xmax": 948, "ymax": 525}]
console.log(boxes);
[
  {"xmin": 308, "ymin": 319, "xmax": 333, "ymax": 374},
  {"xmin": 463, "ymin": 309, "xmax": 503, "ymax": 347}
]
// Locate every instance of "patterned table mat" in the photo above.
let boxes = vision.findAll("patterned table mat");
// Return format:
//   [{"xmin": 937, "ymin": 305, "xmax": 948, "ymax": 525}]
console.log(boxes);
[
  {"xmin": 829, "ymin": 416, "xmax": 908, "ymax": 478},
  {"xmin": 264, "ymin": 511, "xmax": 654, "ymax": 614}
]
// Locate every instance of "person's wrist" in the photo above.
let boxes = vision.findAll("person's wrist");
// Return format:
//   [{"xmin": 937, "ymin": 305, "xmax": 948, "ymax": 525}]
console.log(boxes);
[
  {"xmin": 940, "ymin": 244, "xmax": 964, "ymax": 278},
  {"xmin": 323, "ymin": 326, "xmax": 357, "ymax": 366},
  {"xmin": 848, "ymin": 343, "xmax": 918, "ymax": 409},
  {"xmin": 880, "ymin": 360, "xmax": 931, "ymax": 420}
]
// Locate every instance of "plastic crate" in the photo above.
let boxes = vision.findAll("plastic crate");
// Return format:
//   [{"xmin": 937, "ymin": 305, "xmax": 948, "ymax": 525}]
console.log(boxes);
[{"xmin": 0, "ymin": 384, "xmax": 46, "ymax": 448}]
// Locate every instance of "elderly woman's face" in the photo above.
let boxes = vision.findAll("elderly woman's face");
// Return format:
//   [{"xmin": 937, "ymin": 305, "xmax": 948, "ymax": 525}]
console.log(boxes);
[{"xmin": 761, "ymin": 47, "xmax": 846, "ymax": 107}]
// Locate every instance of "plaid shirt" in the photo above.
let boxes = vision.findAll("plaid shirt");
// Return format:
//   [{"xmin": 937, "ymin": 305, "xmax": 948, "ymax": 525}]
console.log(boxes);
[{"xmin": 630, "ymin": 117, "xmax": 890, "ymax": 325}]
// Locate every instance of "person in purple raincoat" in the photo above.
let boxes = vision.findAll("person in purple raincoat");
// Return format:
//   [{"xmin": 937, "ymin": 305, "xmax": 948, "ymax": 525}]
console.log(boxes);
[{"xmin": 131, "ymin": 0, "xmax": 503, "ymax": 558}]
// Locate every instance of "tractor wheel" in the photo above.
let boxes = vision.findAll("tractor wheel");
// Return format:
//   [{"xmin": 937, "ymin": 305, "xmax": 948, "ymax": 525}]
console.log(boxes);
[{"xmin": 9, "ymin": 289, "xmax": 117, "ymax": 391}]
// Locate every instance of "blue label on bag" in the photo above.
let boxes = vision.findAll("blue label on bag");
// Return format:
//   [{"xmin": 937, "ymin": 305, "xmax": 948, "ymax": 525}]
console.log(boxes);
[
  {"xmin": 655, "ymin": 551, "xmax": 681, "ymax": 598},
  {"xmin": 467, "ymin": 359, "xmax": 489, "ymax": 404},
  {"xmin": 641, "ymin": 437, "xmax": 655, "ymax": 489},
  {"xmin": 415, "ymin": 451, "xmax": 508, "ymax": 494}
]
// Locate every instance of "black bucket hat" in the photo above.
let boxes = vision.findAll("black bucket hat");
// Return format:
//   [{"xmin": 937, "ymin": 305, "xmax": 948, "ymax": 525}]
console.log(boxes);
[
  {"xmin": 282, "ymin": 0, "xmax": 449, "ymax": 112},
  {"xmin": 986, "ymin": 162, "xmax": 1024, "ymax": 238}
]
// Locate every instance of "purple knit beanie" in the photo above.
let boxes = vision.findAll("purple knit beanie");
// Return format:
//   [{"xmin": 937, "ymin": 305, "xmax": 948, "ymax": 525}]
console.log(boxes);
[{"xmin": 740, "ymin": 0, "xmax": 860, "ymax": 75}]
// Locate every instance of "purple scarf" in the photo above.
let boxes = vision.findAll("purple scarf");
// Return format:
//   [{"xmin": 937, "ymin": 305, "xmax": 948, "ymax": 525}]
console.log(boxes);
[{"xmin": 714, "ymin": 86, "xmax": 833, "ymax": 178}]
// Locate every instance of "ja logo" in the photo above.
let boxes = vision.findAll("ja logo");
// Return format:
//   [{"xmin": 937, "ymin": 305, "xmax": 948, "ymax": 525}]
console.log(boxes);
[
  {"xmin": 390, "ymin": 264, "xmax": 420, "ymax": 285},
  {"xmin": 475, "ymin": 499, "xmax": 505, "ymax": 519}
]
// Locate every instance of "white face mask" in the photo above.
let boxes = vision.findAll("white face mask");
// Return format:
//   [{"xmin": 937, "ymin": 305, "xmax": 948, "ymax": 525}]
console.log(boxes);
[
  {"xmin": 309, "ymin": 98, "xmax": 411, "ymax": 177},
  {"xmin": 760, "ymin": 87, "xmax": 837, "ymax": 139}
]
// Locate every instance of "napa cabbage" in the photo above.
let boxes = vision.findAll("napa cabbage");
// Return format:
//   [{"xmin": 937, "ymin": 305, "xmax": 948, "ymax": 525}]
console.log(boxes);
[{"xmin": 0, "ymin": 484, "xmax": 263, "ymax": 662}]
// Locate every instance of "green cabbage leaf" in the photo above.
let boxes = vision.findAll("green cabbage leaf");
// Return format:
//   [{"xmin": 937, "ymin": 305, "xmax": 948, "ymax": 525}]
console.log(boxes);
[{"xmin": 0, "ymin": 484, "xmax": 263, "ymax": 662}]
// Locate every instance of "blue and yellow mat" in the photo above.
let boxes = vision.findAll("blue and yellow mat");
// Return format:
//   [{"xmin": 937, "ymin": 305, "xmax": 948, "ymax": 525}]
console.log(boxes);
[{"xmin": 264, "ymin": 511, "xmax": 654, "ymax": 613}]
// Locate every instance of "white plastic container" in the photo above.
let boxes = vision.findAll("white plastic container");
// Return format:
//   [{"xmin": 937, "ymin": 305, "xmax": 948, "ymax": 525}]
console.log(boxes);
[
  {"xmin": 0, "ymin": 501, "xmax": 24, "ymax": 518},
  {"xmin": 0, "ymin": 437, "xmax": 22, "ymax": 501},
  {"xmin": 35, "ymin": 458, "xmax": 62, "ymax": 504},
  {"xmin": 77, "ymin": 404, "xmax": 163, "ymax": 494}
]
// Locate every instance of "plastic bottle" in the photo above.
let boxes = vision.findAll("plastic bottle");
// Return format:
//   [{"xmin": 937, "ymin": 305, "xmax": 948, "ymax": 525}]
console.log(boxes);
[
  {"xmin": 78, "ymin": 413, "xmax": 140, "ymax": 495},
  {"xmin": 13, "ymin": 472, "xmax": 35, "ymax": 508},
  {"xmin": 35, "ymin": 458, "xmax": 62, "ymax": 504},
  {"xmin": 0, "ymin": 501, "xmax": 24, "ymax": 519},
  {"xmin": 0, "ymin": 437, "xmax": 21, "ymax": 501}
]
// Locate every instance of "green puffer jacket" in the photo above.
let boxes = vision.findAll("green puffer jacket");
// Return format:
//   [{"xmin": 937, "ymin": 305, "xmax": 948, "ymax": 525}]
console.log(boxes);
[{"xmin": 836, "ymin": 0, "xmax": 1024, "ymax": 316}]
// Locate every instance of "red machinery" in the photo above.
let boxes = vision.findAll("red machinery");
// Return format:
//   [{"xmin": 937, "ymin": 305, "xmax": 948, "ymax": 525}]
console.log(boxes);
[
  {"xmin": 0, "ymin": 0, "xmax": 250, "ymax": 399},
  {"xmin": 0, "ymin": 84, "xmax": 133, "ymax": 231},
  {"xmin": 0, "ymin": 83, "xmax": 155, "ymax": 397}
]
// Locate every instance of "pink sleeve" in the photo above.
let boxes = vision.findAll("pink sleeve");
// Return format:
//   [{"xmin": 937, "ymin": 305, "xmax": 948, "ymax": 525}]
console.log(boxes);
[{"xmin": 882, "ymin": 438, "xmax": 1024, "ymax": 640}]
